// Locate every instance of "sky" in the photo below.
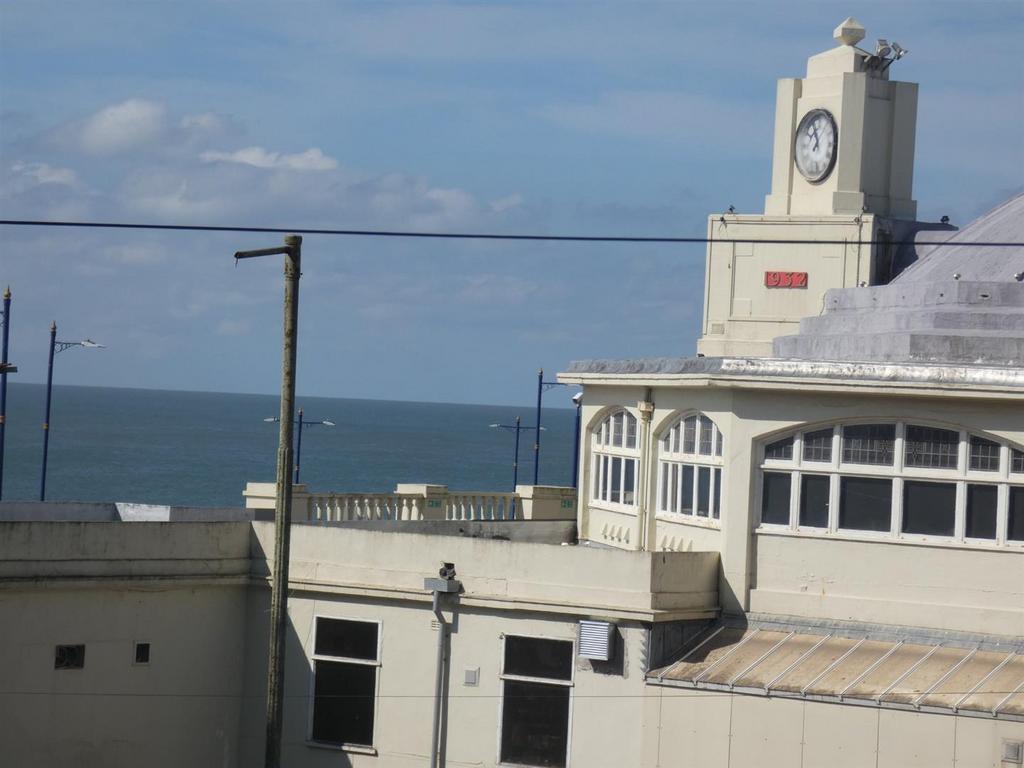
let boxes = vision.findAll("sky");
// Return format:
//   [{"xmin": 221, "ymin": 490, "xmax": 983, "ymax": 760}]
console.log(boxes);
[{"xmin": 1, "ymin": 1, "xmax": 1022, "ymax": 407}]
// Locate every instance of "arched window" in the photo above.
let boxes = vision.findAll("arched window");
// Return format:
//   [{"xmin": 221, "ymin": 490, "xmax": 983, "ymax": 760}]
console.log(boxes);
[
  {"xmin": 759, "ymin": 421, "xmax": 1024, "ymax": 547},
  {"xmin": 591, "ymin": 409, "xmax": 639, "ymax": 508},
  {"xmin": 657, "ymin": 413, "xmax": 724, "ymax": 521}
]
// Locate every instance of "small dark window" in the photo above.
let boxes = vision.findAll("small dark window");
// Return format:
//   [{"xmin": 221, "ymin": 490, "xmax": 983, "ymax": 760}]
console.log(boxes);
[
  {"xmin": 500, "ymin": 636, "xmax": 573, "ymax": 768},
  {"xmin": 134, "ymin": 642, "xmax": 151, "ymax": 664},
  {"xmin": 839, "ymin": 476, "xmax": 892, "ymax": 531},
  {"xmin": 765, "ymin": 436, "xmax": 794, "ymax": 461},
  {"xmin": 1010, "ymin": 488, "xmax": 1024, "ymax": 542},
  {"xmin": 799, "ymin": 474, "xmax": 830, "ymax": 528},
  {"xmin": 55, "ymin": 644, "xmax": 85, "ymax": 670},
  {"xmin": 802, "ymin": 429, "xmax": 833, "ymax": 463},
  {"xmin": 712, "ymin": 467, "xmax": 722, "ymax": 519},
  {"xmin": 681, "ymin": 465, "xmax": 694, "ymax": 514},
  {"xmin": 842, "ymin": 425, "xmax": 895, "ymax": 466},
  {"xmin": 761, "ymin": 472, "xmax": 791, "ymax": 525},
  {"xmin": 969, "ymin": 436, "xmax": 1001, "ymax": 472},
  {"xmin": 311, "ymin": 618, "xmax": 379, "ymax": 748},
  {"xmin": 1012, "ymin": 450, "xmax": 1024, "ymax": 474},
  {"xmin": 315, "ymin": 617, "xmax": 378, "ymax": 661},
  {"xmin": 697, "ymin": 466, "xmax": 711, "ymax": 516},
  {"xmin": 966, "ymin": 485, "xmax": 998, "ymax": 539},
  {"xmin": 903, "ymin": 426, "xmax": 959, "ymax": 469},
  {"xmin": 902, "ymin": 481, "xmax": 956, "ymax": 536}
]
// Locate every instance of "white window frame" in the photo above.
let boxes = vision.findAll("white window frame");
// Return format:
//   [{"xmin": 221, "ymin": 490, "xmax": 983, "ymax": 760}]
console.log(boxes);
[
  {"xmin": 656, "ymin": 413, "xmax": 725, "ymax": 526},
  {"xmin": 757, "ymin": 420, "xmax": 1024, "ymax": 549},
  {"xmin": 306, "ymin": 614, "xmax": 383, "ymax": 754},
  {"xmin": 590, "ymin": 409, "xmax": 641, "ymax": 511},
  {"xmin": 496, "ymin": 632, "xmax": 575, "ymax": 768}
]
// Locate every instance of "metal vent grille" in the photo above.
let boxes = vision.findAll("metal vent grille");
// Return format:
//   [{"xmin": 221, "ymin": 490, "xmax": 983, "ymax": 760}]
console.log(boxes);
[{"xmin": 578, "ymin": 621, "xmax": 614, "ymax": 661}]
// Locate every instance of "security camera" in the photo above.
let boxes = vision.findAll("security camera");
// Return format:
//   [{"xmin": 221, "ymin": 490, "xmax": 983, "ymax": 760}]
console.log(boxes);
[
  {"xmin": 439, "ymin": 562, "xmax": 457, "ymax": 581},
  {"xmin": 572, "ymin": 392, "xmax": 583, "ymax": 405}
]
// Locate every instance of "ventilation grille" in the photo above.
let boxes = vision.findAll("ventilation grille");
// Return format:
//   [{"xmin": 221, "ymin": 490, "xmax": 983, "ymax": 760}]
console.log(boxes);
[{"xmin": 578, "ymin": 621, "xmax": 614, "ymax": 661}]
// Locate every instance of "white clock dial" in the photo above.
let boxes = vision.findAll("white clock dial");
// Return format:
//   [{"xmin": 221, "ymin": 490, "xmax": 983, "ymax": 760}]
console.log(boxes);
[{"xmin": 794, "ymin": 109, "xmax": 838, "ymax": 183}]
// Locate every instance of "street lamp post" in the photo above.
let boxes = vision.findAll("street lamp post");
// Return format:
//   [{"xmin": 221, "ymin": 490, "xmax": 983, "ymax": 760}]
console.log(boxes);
[
  {"xmin": 489, "ymin": 417, "xmax": 544, "ymax": 491},
  {"xmin": 264, "ymin": 408, "xmax": 335, "ymax": 484},
  {"xmin": 531, "ymin": 368, "xmax": 577, "ymax": 485},
  {"xmin": 571, "ymin": 392, "xmax": 583, "ymax": 489},
  {"xmin": 39, "ymin": 322, "xmax": 104, "ymax": 501},
  {"xmin": 0, "ymin": 286, "xmax": 17, "ymax": 500}
]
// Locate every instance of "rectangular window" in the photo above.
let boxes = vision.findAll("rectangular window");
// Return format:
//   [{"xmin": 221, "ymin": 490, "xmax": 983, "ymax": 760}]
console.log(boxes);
[
  {"xmin": 966, "ymin": 484, "xmax": 998, "ymax": 540},
  {"xmin": 311, "ymin": 617, "xmax": 379, "ymax": 748},
  {"xmin": 764, "ymin": 436, "xmax": 794, "ymax": 461},
  {"xmin": 802, "ymin": 429, "xmax": 833, "ymax": 463},
  {"xmin": 611, "ymin": 412, "xmax": 623, "ymax": 447},
  {"xmin": 681, "ymin": 465, "xmax": 694, "ymax": 514},
  {"xmin": 698, "ymin": 416, "xmax": 714, "ymax": 456},
  {"xmin": 799, "ymin": 474, "xmax": 830, "ymax": 528},
  {"xmin": 713, "ymin": 467, "xmax": 722, "ymax": 519},
  {"xmin": 134, "ymin": 642, "xmax": 151, "ymax": 665},
  {"xmin": 1012, "ymin": 450, "xmax": 1024, "ymax": 474},
  {"xmin": 902, "ymin": 481, "xmax": 956, "ymax": 536},
  {"xmin": 761, "ymin": 472, "xmax": 791, "ymax": 525},
  {"xmin": 1010, "ymin": 488, "xmax": 1024, "ymax": 542},
  {"xmin": 842, "ymin": 425, "xmax": 895, "ymax": 466},
  {"xmin": 683, "ymin": 416, "xmax": 696, "ymax": 453},
  {"xmin": 623, "ymin": 459, "xmax": 636, "ymax": 505},
  {"xmin": 839, "ymin": 476, "xmax": 892, "ymax": 531},
  {"xmin": 904, "ymin": 426, "xmax": 959, "ymax": 469},
  {"xmin": 54, "ymin": 644, "xmax": 85, "ymax": 670},
  {"xmin": 500, "ymin": 636, "xmax": 573, "ymax": 768},
  {"xmin": 969, "ymin": 436, "xmax": 1001, "ymax": 472},
  {"xmin": 625, "ymin": 414, "xmax": 637, "ymax": 449},
  {"xmin": 610, "ymin": 457, "xmax": 622, "ymax": 503},
  {"xmin": 697, "ymin": 466, "xmax": 710, "ymax": 516},
  {"xmin": 669, "ymin": 464, "xmax": 679, "ymax": 513}
]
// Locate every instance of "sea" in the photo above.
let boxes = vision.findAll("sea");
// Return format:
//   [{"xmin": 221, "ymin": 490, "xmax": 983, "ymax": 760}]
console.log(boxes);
[{"xmin": 0, "ymin": 383, "xmax": 576, "ymax": 507}]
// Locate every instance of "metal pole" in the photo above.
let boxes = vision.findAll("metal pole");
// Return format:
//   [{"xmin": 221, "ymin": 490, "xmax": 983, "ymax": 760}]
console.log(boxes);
[
  {"xmin": 512, "ymin": 415, "xmax": 521, "ymax": 489},
  {"xmin": 294, "ymin": 408, "xmax": 304, "ymax": 484},
  {"xmin": 532, "ymin": 368, "xmax": 542, "ymax": 485},
  {"xmin": 429, "ymin": 590, "xmax": 446, "ymax": 768},
  {"xmin": 264, "ymin": 235, "xmax": 301, "ymax": 768},
  {"xmin": 0, "ymin": 287, "xmax": 10, "ymax": 499},
  {"xmin": 572, "ymin": 400, "xmax": 582, "ymax": 489},
  {"xmin": 39, "ymin": 322, "xmax": 56, "ymax": 501}
]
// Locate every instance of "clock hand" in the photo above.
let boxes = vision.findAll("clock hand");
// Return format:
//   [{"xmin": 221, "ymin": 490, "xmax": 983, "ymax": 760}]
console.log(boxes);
[{"xmin": 810, "ymin": 123, "xmax": 820, "ymax": 151}]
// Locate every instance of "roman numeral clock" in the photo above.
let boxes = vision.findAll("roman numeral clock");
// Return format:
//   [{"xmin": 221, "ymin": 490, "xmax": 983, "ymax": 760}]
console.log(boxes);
[{"xmin": 794, "ymin": 108, "xmax": 838, "ymax": 183}]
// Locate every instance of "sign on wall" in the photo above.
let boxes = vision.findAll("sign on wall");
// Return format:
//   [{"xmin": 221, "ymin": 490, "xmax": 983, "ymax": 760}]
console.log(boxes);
[{"xmin": 765, "ymin": 271, "xmax": 809, "ymax": 288}]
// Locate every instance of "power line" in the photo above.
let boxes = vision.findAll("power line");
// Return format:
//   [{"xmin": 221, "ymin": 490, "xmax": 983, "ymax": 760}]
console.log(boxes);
[{"xmin": 0, "ymin": 219, "xmax": 1021, "ymax": 248}]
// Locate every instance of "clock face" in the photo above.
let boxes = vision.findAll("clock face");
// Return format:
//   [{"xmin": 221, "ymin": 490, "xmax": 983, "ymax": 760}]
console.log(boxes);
[{"xmin": 794, "ymin": 109, "xmax": 838, "ymax": 183}]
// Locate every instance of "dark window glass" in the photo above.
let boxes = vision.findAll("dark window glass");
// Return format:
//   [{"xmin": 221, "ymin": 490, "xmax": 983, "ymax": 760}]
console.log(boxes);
[
  {"xmin": 315, "ymin": 618, "xmax": 378, "ymax": 661},
  {"xmin": 839, "ymin": 477, "xmax": 892, "ymax": 531},
  {"xmin": 761, "ymin": 472, "xmax": 791, "ymax": 525},
  {"xmin": 904, "ymin": 426, "xmax": 959, "ymax": 469},
  {"xmin": 669, "ymin": 464, "xmax": 679, "ymax": 513},
  {"xmin": 713, "ymin": 467, "xmax": 722, "ymax": 519},
  {"xmin": 969, "ymin": 436, "xmax": 1000, "ymax": 472},
  {"xmin": 623, "ymin": 459, "xmax": 635, "ymax": 505},
  {"xmin": 135, "ymin": 642, "xmax": 150, "ymax": 664},
  {"xmin": 599, "ymin": 456, "xmax": 608, "ymax": 500},
  {"xmin": 802, "ymin": 429, "xmax": 833, "ymax": 463},
  {"xmin": 799, "ymin": 475, "xmax": 830, "ymax": 528},
  {"xmin": 500, "ymin": 679, "xmax": 569, "ymax": 767},
  {"xmin": 504, "ymin": 636, "xmax": 573, "ymax": 681},
  {"xmin": 660, "ymin": 465, "xmax": 669, "ymax": 512},
  {"xmin": 1012, "ymin": 450, "xmax": 1024, "ymax": 474},
  {"xmin": 842, "ymin": 425, "xmax": 895, "ymax": 466},
  {"xmin": 681, "ymin": 465, "xmax": 694, "ymax": 514},
  {"xmin": 1010, "ymin": 488, "xmax": 1024, "ymax": 542},
  {"xmin": 966, "ymin": 485, "xmax": 998, "ymax": 539},
  {"xmin": 902, "ymin": 481, "xmax": 956, "ymax": 536},
  {"xmin": 54, "ymin": 644, "xmax": 85, "ymax": 670},
  {"xmin": 765, "ymin": 436, "xmax": 794, "ymax": 461},
  {"xmin": 610, "ymin": 457, "xmax": 622, "ymax": 503},
  {"xmin": 697, "ymin": 466, "xmax": 710, "ymax": 516},
  {"xmin": 312, "ymin": 660, "xmax": 376, "ymax": 746}
]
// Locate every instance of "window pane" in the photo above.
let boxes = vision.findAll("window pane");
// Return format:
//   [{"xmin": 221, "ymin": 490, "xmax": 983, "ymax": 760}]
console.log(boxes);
[
  {"xmin": 902, "ymin": 481, "xmax": 956, "ymax": 536},
  {"xmin": 839, "ymin": 476, "xmax": 892, "ymax": 531},
  {"xmin": 610, "ymin": 457, "xmax": 622, "ymax": 503},
  {"xmin": 1012, "ymin": 450, "xmax": 1024, "ymax": 474},
  {"xmin": 599, "ymin": 456, "xmax": 608, "ymax": 501},
  {"xmin": 611, "ymin": 412, "xmax": 623, "ymax": 447},
  {"xmin": 312, "ymin": 660, "xmax": 376, "ymax": 746},
  {"xmin": 799, "ymin": 475, "xmax": 830, "ymax": 528},
  {"xmin": 504, "ymin": 636, "xmax": 573, "ymax": 681},
  {"xmin": 842, "ymin": 424, "xmax": 895, "ymax": 466},
  {"xmin": 904, "ymin": 426, "xmax": 959, "ymax": 469},
  {"xmin": 697, "ymin": 466, "xmax": 710, "ymax": 516},
  {"xmin": 765, "ymin": 436, "xmax": 794, "ymax": 461},
  {"xmin": 315, "ymin": 618, "xmax": 378, "ymax": 661},
  {"xmin": 623, "ymin": 460, "xmax": 636, "ymax": 505},
  {"xmin": 713, "ymin": 467, "xmax": 722, "ymax": 519},
  {"xmin": 802, "ymin": 429, "xmax": 833, "ymax": 463},
  {"xmin": 969, "ymin": 437, "xmax": 1000, "ymax": 472},
  {"xmin": 659, "ymin": 464, "xmax": 668, "ymax": 512},
  {"xmin": 966, "ymin": 485, "xmax": 998, "ymax": 539},
  {"xmin": 699, "ymin": 416, "xmax": 714, "ymax": 455},
  {"xmin": 681, "ymin": 465, "xmax": 694, "ymax": 514},
  {"xmin": 715, "ymin": 431, "xmax": 723, "ymax": 457},
  {"xmin": 683, "ymin": 416, "xmax": 696, "ymax": 453},
  {"xmin": 670, "ymin": 464, "xmax": 679, "ymax": 513},
  {"xmin": 500, "ymin": 680, "xmax": 569, "ymax": 768},
  {"xmin": 761, "ymin": 472, "xmax": 791, "ymax": 525},
  {"xmin": 1010, "ymin": 488, "xmax": 1024, "ymax": 542},
  {"xmin": 625, "ymin": 413, "xmax": 637, "ymax": 449}
]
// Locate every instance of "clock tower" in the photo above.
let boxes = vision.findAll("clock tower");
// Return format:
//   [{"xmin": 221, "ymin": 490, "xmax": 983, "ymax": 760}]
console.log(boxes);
[{"xmin": 697, "ymin": 18, "xmax": 926, "ymax": 358}]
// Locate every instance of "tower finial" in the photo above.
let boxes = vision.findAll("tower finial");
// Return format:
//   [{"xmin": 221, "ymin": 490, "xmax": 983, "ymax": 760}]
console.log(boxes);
[{"xmin": 833, "ymin": 17, "xmax": 865, "ymax": 46}]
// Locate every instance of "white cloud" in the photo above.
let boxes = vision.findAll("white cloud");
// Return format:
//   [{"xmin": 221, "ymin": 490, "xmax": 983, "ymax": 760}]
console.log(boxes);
[
  {"xmin": 79, "ymin": 99, "xmax": 167, "ymax": 154},
  {"xmin": 10, "ymin": 161, "xmax": 78, "ymax": 186},
  {"xmin": 200, "ymin": 146, "xmax": 338, "ymax": 171},
  {"xmin": 489, "ymin": 193, "xmax": 523, "ymax": 213}
]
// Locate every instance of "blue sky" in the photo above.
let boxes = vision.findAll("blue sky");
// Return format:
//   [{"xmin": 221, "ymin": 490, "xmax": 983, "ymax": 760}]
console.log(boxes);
[{"xmin": 1, "ymin": 1, "xmax": 1021, "ymax": 406}]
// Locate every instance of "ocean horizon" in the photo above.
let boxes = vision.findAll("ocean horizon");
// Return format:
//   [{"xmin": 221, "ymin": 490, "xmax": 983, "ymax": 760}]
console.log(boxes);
[{"xmin": 0, "ymin": 382, "xmax": 577, "ymax": 507}]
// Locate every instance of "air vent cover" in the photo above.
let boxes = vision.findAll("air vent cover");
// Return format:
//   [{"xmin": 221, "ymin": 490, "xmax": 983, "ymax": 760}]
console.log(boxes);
[{"xmin": 578, "ymin": 620, "xmax": 614, "ymax": 661}]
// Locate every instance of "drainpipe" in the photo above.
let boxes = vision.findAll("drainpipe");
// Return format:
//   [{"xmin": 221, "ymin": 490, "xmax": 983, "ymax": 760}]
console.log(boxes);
[
  {"xmin": 426, "ymin": 565, "xmax": 461, "ymax": 768},
  {"xmin": 637, "ymin": 389, "xmax": 656, "ymax": 552}
]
